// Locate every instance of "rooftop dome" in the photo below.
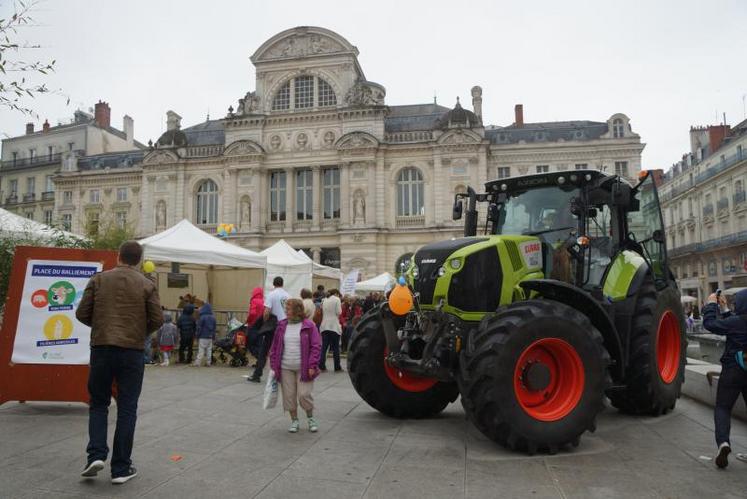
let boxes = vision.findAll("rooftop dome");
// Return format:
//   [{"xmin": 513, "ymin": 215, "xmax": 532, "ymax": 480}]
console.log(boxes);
[
  {"xmin": 156, "ymin": 129, "xmax": 188, "ymax": 148},
  {"xmin": 439, "ymin": 98, "xmax": 480, "ymax": 129}
]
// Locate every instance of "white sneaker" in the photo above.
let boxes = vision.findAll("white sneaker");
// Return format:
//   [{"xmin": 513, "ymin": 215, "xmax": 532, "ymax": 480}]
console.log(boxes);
[
  {"xmin": 288, "ymin": 419, "xmax": 300, "ymax": 433},
  {"xmin": 111, "ymin": 466, "xmax": 137, "ymax": 484},
  {"xmin": 308, "ymin": 417, "xmax": 318, "ymax": 433},
  {"xmin": 81, "ymin": 459, "xmax": 105, "ymax": 477}
]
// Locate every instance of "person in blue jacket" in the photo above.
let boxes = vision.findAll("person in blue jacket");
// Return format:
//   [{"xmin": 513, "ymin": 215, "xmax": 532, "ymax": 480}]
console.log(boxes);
[
  {"xmin": 192, "ymin": 302, "xmax": 217, "ymax": 367},
  {"xmin": 702, "ymin": 288, "xmax": 747, "ymax": 469}
]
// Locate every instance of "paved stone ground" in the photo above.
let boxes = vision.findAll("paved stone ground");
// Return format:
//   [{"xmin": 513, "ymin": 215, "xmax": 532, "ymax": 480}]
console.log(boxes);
[{"xmin": 1, "ymin": 364, "xmax": 747, "ymax": 498}]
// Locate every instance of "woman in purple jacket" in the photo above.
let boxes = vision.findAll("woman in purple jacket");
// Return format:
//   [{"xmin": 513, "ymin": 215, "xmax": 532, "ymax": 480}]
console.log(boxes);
[{"xmin": 269, "ymin": 298, "xmax": 322, "ymax": 433}]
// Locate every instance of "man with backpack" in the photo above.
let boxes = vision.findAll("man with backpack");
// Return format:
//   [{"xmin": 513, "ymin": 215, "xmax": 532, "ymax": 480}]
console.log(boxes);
[{"xmin": 702, "ymin": 288, "xmax": 747, "ymax": 469}]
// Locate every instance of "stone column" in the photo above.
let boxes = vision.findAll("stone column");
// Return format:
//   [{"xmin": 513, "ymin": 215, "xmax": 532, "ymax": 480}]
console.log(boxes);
[
  {"xmin": 286, "ymin": 167, "xmax": 294, "ymax": 230},
  {"xmin": 312, "ymin": 165, "xmax": 321, "ymax": 230},
  {"xmin": 376, "ymin": 154, "xmax": 385, "ymax": 227},
  {"xmin": 175, "ymin": 167, "xmax": 185, "ymax": 223},
  {"xmin": 340, "ymin": 162, "xmax": 350, "ymax": 227},
  {"xmin": 142, "ymin": 176, "xmax": 153, "ymax": 235},
  {"xmin": 426, "ymin": 160, "xmax": 435, "ymax": 226},
  {"xmin": 256, "ymin": 169, "xmax": 266, "ymax": 231},
  {"xmin": 433, "ymin": 154, "xmax": 443, "ymax": 224}
]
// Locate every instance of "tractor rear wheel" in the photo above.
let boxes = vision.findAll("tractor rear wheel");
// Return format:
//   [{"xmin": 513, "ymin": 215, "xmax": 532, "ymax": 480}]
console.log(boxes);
[
  {"xmin": 607, "ymin": 278, "xmax": 686, "ymax": 415},
  {"xmin": 458, "ymin": 300, "xmax": 610, "ymax": 454},
  {"xmin": 347, "ymin": 307, "xmax": 459, "ymax": 418}
]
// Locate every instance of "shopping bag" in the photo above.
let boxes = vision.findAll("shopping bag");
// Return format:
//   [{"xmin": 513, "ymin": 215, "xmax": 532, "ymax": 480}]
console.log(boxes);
[{"xmin": 262, "ymin": 370, "xmax": 279, "ymax": 410}]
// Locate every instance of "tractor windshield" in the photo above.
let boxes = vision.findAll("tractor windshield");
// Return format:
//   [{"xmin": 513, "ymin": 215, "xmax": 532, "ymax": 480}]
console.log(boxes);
[{"xmin": 496, "ymin": 185, "xmax": 580, "ymax": 244}]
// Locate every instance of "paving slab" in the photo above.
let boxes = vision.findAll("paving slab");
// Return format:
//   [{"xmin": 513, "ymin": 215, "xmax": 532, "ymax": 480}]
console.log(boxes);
[{"xmin": 1, "ymin": 363, "xmax": 747, "ymax": 498}]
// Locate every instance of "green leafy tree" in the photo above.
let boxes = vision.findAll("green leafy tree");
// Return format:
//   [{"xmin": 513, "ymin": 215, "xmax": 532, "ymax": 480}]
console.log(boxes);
[{"xmin": 88, "ymin": 216, "xmax": 136, "ymax": 250}]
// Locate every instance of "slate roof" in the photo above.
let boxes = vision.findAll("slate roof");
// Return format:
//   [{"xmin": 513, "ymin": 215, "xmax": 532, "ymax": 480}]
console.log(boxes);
[
  {"xmin": 385, "ymin": 103, "xmax": 450, "ymax": 133},
  {"xmin": 77, "ymin": 150, "xmax": 145, "ymax": 171},
  {"xmin": 182, "ymin": 120, "xmax": 225, "ymax": 146},
  {"xmin": 486, "ymin": 121, "xmax": 609, "ymax": 144}
]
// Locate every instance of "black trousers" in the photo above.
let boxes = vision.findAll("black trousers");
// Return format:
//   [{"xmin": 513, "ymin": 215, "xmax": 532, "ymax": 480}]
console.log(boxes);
[
  {"xmin": 87, "ymin": 346, "xmax": 144, "ymax": 477},
  {"xmin": 715, "ymin": 364, "xmax": 747, "ymax": 446},
  {"xmin": 320, "ymin": 330, "xmax": 342, "ymax": 370},
  {"xmin": 178, "ymin": 334, "xmax": 194, "ymax": 363},
  {"xmin": 252, "ymin": 331, "xmax": 274, "ymax": 379}
]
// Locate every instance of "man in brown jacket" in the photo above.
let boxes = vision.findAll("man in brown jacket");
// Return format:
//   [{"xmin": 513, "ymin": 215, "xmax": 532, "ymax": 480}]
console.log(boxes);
[{"xmin": 76, "ymin": 240, "xmax": 162, "ymax": 484}]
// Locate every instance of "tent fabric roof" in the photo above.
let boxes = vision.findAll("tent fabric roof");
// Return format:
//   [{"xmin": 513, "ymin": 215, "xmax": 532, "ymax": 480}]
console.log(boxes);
[
  {"xmin": 139, "ymin": 219, "xmax": 265, "ymax": 268},
  {"xmin": 0, "ymin": 208, "xmax": 87, "ymax": 242},
  {"xmin": 260, "ymin": 239, "xmax": 310, "ymax": 267},
  {"xmin": 356, "ymin": 272, "xmax": 394, "ymax": 292}
]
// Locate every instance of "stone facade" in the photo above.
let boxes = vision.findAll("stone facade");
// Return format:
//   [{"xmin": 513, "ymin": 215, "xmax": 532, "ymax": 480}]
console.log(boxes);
[
  {"xmin": 1, "ymin": 27, "xmax": 644, "ymax": 279},
  {"xmin": 659, "ymin": 120, "xmax": 747, "ymax": 303}
]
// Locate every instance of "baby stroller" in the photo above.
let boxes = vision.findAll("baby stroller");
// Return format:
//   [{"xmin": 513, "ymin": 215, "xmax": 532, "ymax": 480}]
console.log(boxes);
[{"xmin": 212, "ymin": 318, "xmax": 249, "ymax": 367}]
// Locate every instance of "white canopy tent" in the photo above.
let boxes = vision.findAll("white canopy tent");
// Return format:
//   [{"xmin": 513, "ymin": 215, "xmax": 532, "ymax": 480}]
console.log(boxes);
[
  {"xmin": 260, "ymin": 239, "xmax": 313, "ymax": 297},
  {"xmin": 0, "ymin": 208, "xmax": 87, "ymax": 242},
  {"xmin": 139, "ymin": 219, "xmax": 266, "ymax": 268},
  {"xmin": 355, "ymin": 272, "xmax": 395, "ymax": 293}
]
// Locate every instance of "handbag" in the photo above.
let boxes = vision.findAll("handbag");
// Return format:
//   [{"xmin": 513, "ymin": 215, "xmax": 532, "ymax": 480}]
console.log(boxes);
[{"xmin": 262, "ymin": 370, "xmax": 279, "ymax": 410}]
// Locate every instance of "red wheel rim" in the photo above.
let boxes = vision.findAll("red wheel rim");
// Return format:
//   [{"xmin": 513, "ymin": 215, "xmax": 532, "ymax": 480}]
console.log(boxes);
[
  {"xmin": 513, "ymin": 338, "xmax": 585, "ymax": 422},
  {"xmin": 656, "ymin": 310, "xmax": 681, "ymax": 384},
  {"xmin": 383, "ymin": 347, "xmax": 438, "ymax": 392}
]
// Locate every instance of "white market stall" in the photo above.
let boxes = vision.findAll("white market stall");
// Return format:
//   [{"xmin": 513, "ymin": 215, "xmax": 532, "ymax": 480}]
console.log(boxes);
[
  {"xmin": 355, "ymin": 272, "xmax": 395, "ymax": 293},
  {"xmin": 0, "ymin": 208, "xmax": 87, "ymax": 243},
  {"xmin": 139, "ymin": 219, "xmax": 266, "ymax": 310},
  {"xmin": 260, "ymin": 240, "xmax": 313, "ymax": 297}
]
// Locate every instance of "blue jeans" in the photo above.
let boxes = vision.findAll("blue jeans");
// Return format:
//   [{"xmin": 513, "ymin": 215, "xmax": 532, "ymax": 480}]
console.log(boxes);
[
  {"xmin": 714, "ymin": 364, "xmax": 747, "ymax": 446},
  {"xmin": 87, "ymin": 346, "xmax": 145, "ymax": 477}
]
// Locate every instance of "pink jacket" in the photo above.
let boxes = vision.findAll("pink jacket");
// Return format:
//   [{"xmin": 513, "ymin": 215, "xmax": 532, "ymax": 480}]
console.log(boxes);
[
  {"xmin": 269, "ymin": 318, "xmax": 321, "ymax": 382},
  {"xmin": 246, "ymin": 287, "xmax": 264, "ymax": 327}
]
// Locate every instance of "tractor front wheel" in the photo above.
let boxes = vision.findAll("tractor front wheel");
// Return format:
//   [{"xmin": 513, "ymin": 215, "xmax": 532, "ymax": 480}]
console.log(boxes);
[
  {"xmin": 347, "ymin": 307, "xmax": 459, "ymax": 418},
  {"xmin": 458, "ymin": 300, "xmax": 610, "ymax": 454}
]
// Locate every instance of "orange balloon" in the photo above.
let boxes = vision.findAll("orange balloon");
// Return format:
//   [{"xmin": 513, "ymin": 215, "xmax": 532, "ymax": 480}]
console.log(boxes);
[{"xmin": 388, "ymin": 284, "xmax": 413, "ymax": 315}]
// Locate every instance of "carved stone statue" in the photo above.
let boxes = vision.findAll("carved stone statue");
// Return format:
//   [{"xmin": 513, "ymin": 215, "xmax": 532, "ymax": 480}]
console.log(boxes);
[
  {"xmin": 323, "ymin": 131, "xmax": 335, "ymax": 147},
  {"xmin": 270, "ymin": 135, "xmax": 282, "ymax": 150},
  {"xmin": 296, "ymin": 133, "xmax": 308, "ymax": 149},
  {"xmin": 156, "ymin": 201, "xmax": 166, "ymax": 228},
  {"xmin": 240, "ymin": 198, "xmax": 251, "ymax": 228},
  {"xmin": 237, "ymin": 91, "xmax": 260, "ymax": 115},
  {"xmin": 353, "ymin": 190, "xmax": 366, "ymax": 224},
  {"xmin": 345, "ymin": 81, "xmax": 385, "ymax": 107}
]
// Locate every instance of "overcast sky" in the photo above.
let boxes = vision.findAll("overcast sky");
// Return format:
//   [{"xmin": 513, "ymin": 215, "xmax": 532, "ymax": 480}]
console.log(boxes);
[{"xmin": 1, "ymin": 0, "xmax": 746, "ymax": 171}]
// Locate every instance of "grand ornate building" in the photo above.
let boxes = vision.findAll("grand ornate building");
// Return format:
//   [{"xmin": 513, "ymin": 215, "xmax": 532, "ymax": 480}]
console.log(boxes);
[{"xmin": 5, "ymin": 27, "xmax": 645, "ymax": 278}]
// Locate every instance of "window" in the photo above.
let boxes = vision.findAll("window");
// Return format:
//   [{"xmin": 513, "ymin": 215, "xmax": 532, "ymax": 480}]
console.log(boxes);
[
  {"xmin": 688, "ymin": 197, "xmax": 693, "ymax": 217},
  {"xmin": 612, "ymin": 119, "xmax": 624, "ymax": 138},
  {"xmin": 63, "ymin": 190, "xmax": 72, "ymax": 205},
  {"xmin": 87, "ymin": 212, "xmax": 100, "ymax": 236},
  {"xmin": 720, "ymin": 155, "xmax": 726, "ymax": 167},
  {"xmin": 296, "ymin": 169, "xmax": 313, "ymax": 220},
  {"xmin": 10, "ymin": 179, "xmax": 17, "ymax": 194},
  {"xmin": 736, "ymin": 180, "xmax": 744, "ymax": 193},
  {"xmin": 294, "ymin": 75, "xmax": 314, "ymax": 109},
  {"xmin": 614, "ymin": 161, "xmax": 629, "ymax": 178},
  {"xmin": 45, "ymin": 175, "xmax": 54, "ymax": 192},
  {"xmin": 89, "ymin": 189, "xmax": 100, "ymax": 204},
  {"xmin": 25, "ymin": 211, "xmax": 34, "ymax": 220},
  {"xmin": 536, "ymin": 165, "xmax": 549, "ymax": 173},
  {"xmin": 26, "ymin": 177, "xmax": 35, "ymax": 194},
  {"xmin": 116, "ymin": 187, "xmax": 128, "ymax": 202},
  {"xmin": 272, "ymin": 76, "xmax": 337, "ymax": 112},
  {"xmin": 397, "ymin": 167, "xmax": 424, "ymax": 217},
  {"xmin": 116, "ymin": 211, "xmax": 127, "ymax": 229},
  {"xmin": 68, "ymin": 142, "xmax": 74, "ymax": 152},
  {"xmin": 317, "ymin": 78, "xmax": 337, "ymax": 107},
  {"xmin": 272, "ymin": 81, "xmax": 291, "ymax": 110},
  {"xmin": 497, "ymin": 167, "xmax": 511, "ymax": 178},
  {"xmin": 320, "ymin": 247, "xmax": 340, "ymax": 268},
  {"xmin": 575, "ymin": 163, "xmax": 588, "ymax": 170},
  {"xmin": 12, "ymin": 151, "xmax": 17, "ymax": 166},
  {"xmin": 28, "ymin": 149, "xmax": 35, "ymax": 161},
  {"xmin": 269, "ymin": 171, "xmax": 286, "ymax": 222},
  {"xmin": 44, "ymin": 210, "xmax": 53, "ymax": 225},
  {"xmin": 195, "ymin": 179, "xmax": 219, "ymax": 225},
  {"xmin": 48, "ymin": 145, "xmax": 53, "ymax": 160},
  {"xmin": 62, "ymin": 213, "xmax": 72, "ymax": 231},
  {"xmin": 738, "ymin": 145, "xmax": 744, "ymax": 160},
  {"xmin": 323, "ymin": 168, "xmax": 340, "ymax": 219}
]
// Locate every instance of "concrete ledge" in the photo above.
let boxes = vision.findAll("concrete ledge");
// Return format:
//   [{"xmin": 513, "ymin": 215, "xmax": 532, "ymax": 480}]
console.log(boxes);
[{"xmin": 682, "ymin": 357, "xmax": 747, "ymax": 421}]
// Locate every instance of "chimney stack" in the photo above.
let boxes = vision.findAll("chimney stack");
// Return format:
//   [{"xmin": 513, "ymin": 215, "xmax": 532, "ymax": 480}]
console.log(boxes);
[
  {"xmin": 123, "ymin": 115, "xmax": 134, "ymax": 145},
  {"xmin": 471, "ymin": 86, "xmax": 483, "ymax": 120},
  {"xmin": 42, "ymin": 119, "xmax": 50, "ymax": 133},
  {"xmin": 94, "ymin": 100, "xmax": 111, "ymax": 128},
  {"xmin": 26, "ymin": 122, "xmax": 35, "ymax": 135},
  {"xmin": 514, "ymin": 104, "xmax": 524, "ymax": 128}
]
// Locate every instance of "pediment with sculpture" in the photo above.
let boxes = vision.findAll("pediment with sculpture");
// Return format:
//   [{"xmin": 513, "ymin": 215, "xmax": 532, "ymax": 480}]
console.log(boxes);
[
  {"xmin": 335, "ymin": 132, "xmax": 379, "ymax": 151},
  {"xmin": 143, "ymin": 150, "xmax": 179, "ymax": 165},
  {"xmin": 251, "ymin": 27, "xmax": 358, "ymax": 63},
  {"xmin": 437, "ymin": 128, "xmax": 483, "ymax": 146},
  {"xmin": 224, "ymin": 140, "xmax": 265, "ymax": 158}
]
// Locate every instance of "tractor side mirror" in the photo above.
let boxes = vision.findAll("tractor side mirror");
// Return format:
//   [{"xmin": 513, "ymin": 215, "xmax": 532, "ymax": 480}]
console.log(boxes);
[
  {"xmin": 652, "ymin": 229, "xmax": 665, "ymax": 243},
  {"xmin": 453, "ymin": 199, "xmax": 463, "ymax": 220},
  {"xmin": 487, "ymin": 203, "xmax": 500, "ymax": 222}
]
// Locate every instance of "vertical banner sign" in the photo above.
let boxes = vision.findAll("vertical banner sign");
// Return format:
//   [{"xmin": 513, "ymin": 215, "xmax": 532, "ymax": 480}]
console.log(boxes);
[
  {"xmin": 11, "ymin": 259, "xmax": 102, "ymax": 364},
  {"xmin": 341, "ymin": 269, "xmax": 360, "ymax": 296}
]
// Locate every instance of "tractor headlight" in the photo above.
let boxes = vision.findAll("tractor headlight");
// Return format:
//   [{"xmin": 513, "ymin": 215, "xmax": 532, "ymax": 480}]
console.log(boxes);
[
  {"xmin": 450, "ymin": 258, "xmax": 461, "ymax": 270},
  {"xmin": 412, "ymin": 266, "xmax": 419, "ymax": 279},
  {"xmin": 438, "ymin": 266, "xmax": 446, "ymax": 277}
]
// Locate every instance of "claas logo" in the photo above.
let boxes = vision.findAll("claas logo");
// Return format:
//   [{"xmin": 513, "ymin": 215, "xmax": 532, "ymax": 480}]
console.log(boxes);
[{"xmin": 524, "ymin": 243, "xmax": 541, "ymax": 253}]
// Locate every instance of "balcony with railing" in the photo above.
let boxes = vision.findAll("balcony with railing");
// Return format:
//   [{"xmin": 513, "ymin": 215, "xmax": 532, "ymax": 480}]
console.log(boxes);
[
  {"xmin": 41, "ymin": 191, "xmax": 55, "ymax": 201},
  {"xmin": 384, "ymin": 131, "xmax": 434, "ymax": 143},
  {"xmin": 22, "ymin": 193, "xmax": 35, "ymax": 202},
  {"xmin": 660, "ymin": 177, "xmax": 694, "ymax": 202},
  {"xmin": 695, "ymin": 152, "xmax": 747, "ymax": 184},
  {"xmin": 717, "ymin": 197, "xmax": 730, "ymax": 212},
  {"xmin": 4, "ymin": 194, "xmax": 18, "ymax": 205},
  {"xmin": 2, "ymin": 152, "xmax": 62, "ymax": 170},
  {"xmin": 734, "ymin": 191, "xmax": 746, "ymax": 207},
  {"xmin": 669, "ymin": 230, "xmax": 747, "ymax": 258},
  {"xmin": 395, "ymin": 215, "xmax": 425, "ymax": 228},
  {"xmin": 702, "ymin": 204, "xmax": 714, "ymax": 224}
]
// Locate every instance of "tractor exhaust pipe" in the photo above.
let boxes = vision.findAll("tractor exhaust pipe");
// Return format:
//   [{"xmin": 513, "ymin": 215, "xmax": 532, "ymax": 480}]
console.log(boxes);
[{"xmin": 464, "ymin": 186, "xmax": 478, "ymax": 237}]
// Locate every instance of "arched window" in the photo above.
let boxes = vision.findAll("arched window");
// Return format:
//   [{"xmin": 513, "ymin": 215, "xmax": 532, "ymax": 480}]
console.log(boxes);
[
  {"xmin": 271, "ymin": 76, "xmax": 337, "ymax": 111},
  {"xmin": 735, "ymin": 180, "xmax": 743, "ymax": 194},
  {"xmin": 612, "ymin": 119, "xmax": 625, "ymax": 138},
  {"xmin": 397, "ymin": 167, "xmax": 424, "ymax": 217},
  {"xmin": 196, "ymin": 180, "xmax": 218, "ymax": 225}
]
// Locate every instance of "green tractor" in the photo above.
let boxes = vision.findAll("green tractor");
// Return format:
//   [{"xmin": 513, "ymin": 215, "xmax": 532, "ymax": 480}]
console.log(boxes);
[{"xmin": 347, "ymin": 169, "xmax": 686, "ymax": 453}]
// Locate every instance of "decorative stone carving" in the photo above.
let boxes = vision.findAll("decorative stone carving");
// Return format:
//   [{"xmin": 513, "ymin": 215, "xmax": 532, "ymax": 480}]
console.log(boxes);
[
  {"xmin": 264, "ymin": 33, "xmax": 344, "ymax": 59},
  {"xmin": 270, "ymin": 135, "xmax": 282, "ymax": 151},
  {"xmin": 296, "ymin": 132, "xmax": 309, "ymax": 150},
  {"xmin": 345, "ymin": 81, "xmax": 385, "ymax": 107},
  {"xmin": 353, "ymin": 189, "xmax": 366, "ymax": 224},
  {"xmin": 336, "ymin": 132, "xmax": 378, "ymax": 150},
  {"xmin": 237, "ymin": 91, "xmax": 260, "ymax": 115},
  {"xmin": 143, "ymin": 150, "xmax": 178, "ymax": 165},
  {"xmin": 240, "ymin": 197, "xmax": 251, "ymax": 228},
  {"xmin": 155, "ymin": 200, "xmax": 167, "ymax": 229},
  {"xmin": 323, "ymin": 131, "xmax": 335, "ymax": 148},
  {"xmin": 224, "ymin": 140, "xmax": 264, "ymax": 156}
]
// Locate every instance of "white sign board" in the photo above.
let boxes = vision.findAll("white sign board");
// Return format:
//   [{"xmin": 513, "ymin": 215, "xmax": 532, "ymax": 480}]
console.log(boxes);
[
  {"xmin": 11, "ymin": 259, "xmax": 102, "ymax": 365},
  {"xmin": 340, "ymin": 269, "xmax": 360, "ymax": 296}
]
